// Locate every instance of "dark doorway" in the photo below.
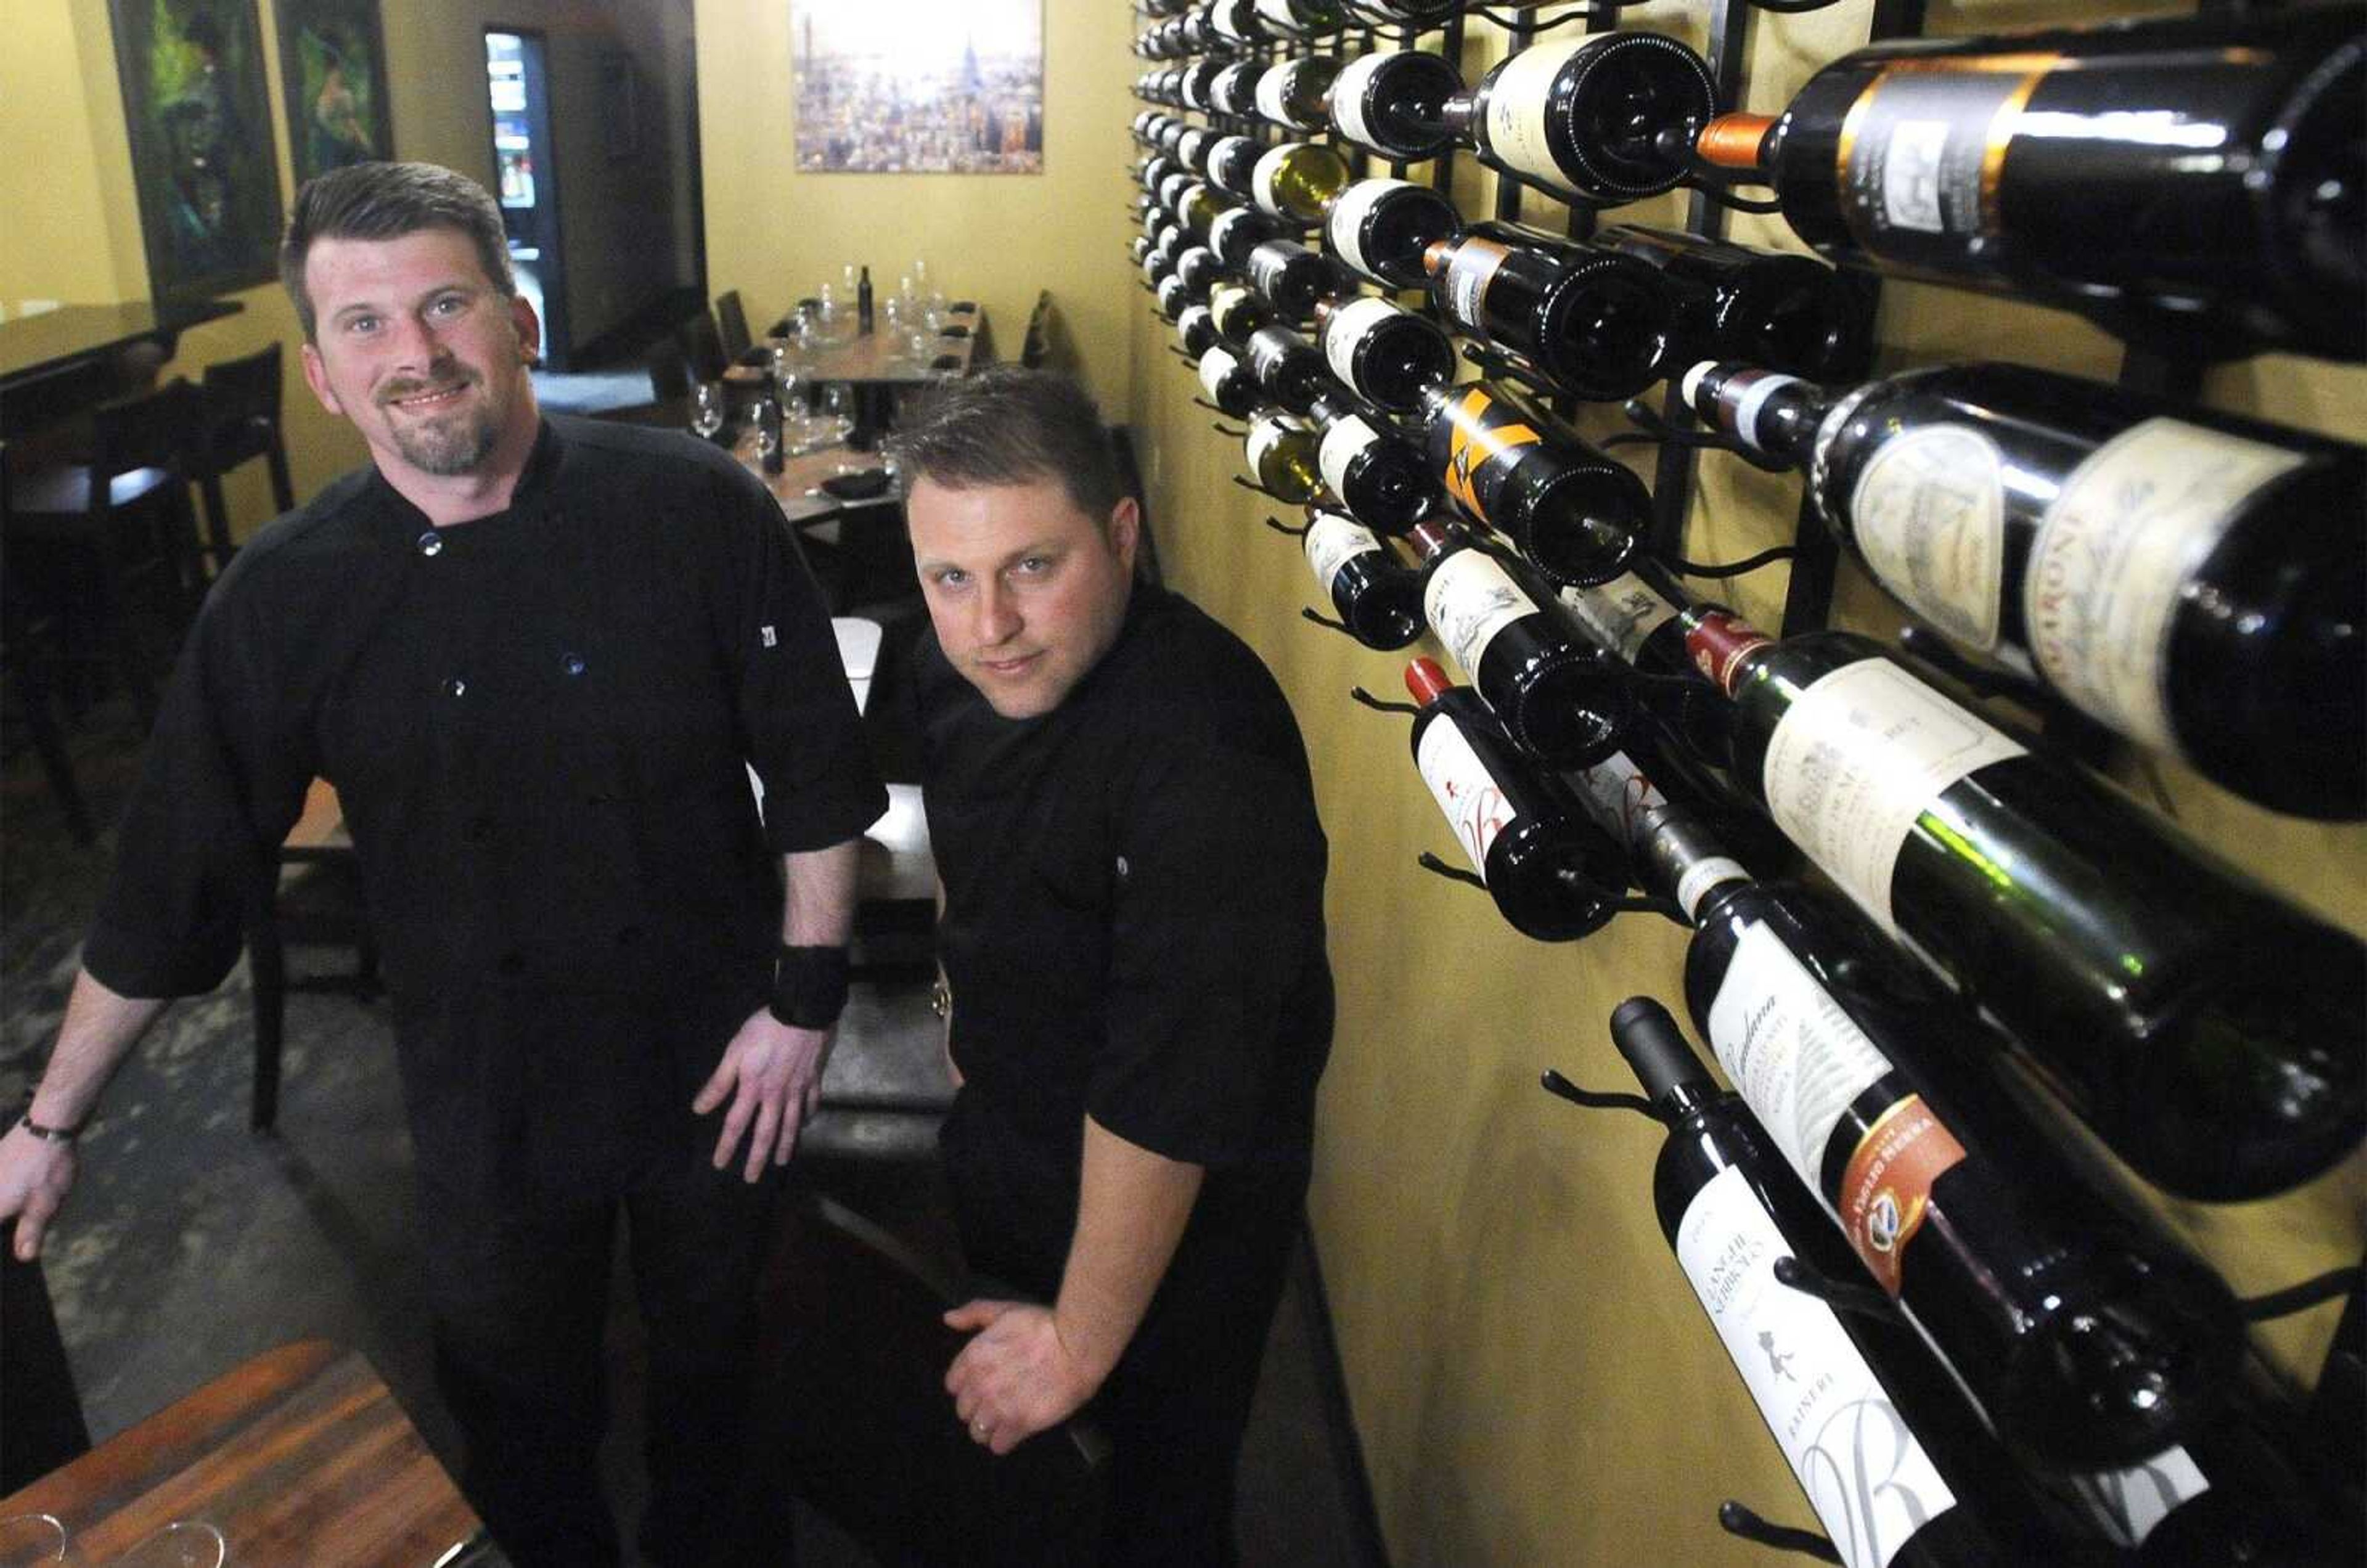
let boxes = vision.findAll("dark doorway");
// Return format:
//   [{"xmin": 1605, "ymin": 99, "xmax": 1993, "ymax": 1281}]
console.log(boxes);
[{"xmin": 485, "ymin": 29, "xmax": 571, "ymax": 370}]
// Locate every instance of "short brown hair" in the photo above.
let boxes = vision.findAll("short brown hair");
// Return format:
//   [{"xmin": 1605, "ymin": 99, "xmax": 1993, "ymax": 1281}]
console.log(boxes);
[
  {"xmin": 888, "ymin": 368, "xmax": 1126, "ymax": 522},
  {"xmin": 280, "ymin": 161, "xmax": 515, "ymax": 340}
]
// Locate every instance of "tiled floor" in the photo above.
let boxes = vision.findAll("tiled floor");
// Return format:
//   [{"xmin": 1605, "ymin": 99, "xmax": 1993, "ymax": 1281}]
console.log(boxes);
[{"xmin": 1, "ymin": 693, "xmax": 1379, "ymax": 1566}]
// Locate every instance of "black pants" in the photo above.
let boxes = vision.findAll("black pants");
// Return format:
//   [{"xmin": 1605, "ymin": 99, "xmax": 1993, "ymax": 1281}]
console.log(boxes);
[
  {"xmin": 418, "ymin": 1148, "xmax": 782, "ymax": 1568},
  {"xmin": 941, "ymin": 1100, "xmax": 1305, "ymax": 1568}
]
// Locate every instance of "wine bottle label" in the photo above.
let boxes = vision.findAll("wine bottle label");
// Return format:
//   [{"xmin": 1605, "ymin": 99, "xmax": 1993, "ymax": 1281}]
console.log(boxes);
[
  {"xmin": 1558, "ymin": 573, "xmax": 1678, "ymax": 664},
  {"xmin": 2060, "ymin": 1445, "xmax": 2212, "ymax": 1550},
  {"xmin": 1424, "ymin": 549, "xmax": 1538, "ymax": 679},
  {"xmin": 2024, "ymin": 418, "xmax": 2306, "ymax": 755},
  {"xmin": 1306, "ymin": 510, "xmax": 1383, "ymax": 591},
  {"xmin": 1707, "ymin": 921, "xmax": 1968, "ymax": 1301},
  {"xmin": 1415, "ymin": 714, "xmax": 1515, "ymax": 878},
  {"xmin": 1199, "ymin": 345, "xmax": 1244, "ymax": 403},
  {"xmin": 1326, "ymin": 53, "xmax": 1389, "ymax": 149},
  {"xmin": 1322, "ymin": 296, "xmax": 1402, "ymax": 389},
  {"xmin": 1437, "ymin": 386, "xmax": 1543, "ymax": 527},
  {"xmin": 1174, "ymin": 304, "xmax": 1213, "ymax": 348},
  {"xmin": 1245, "ymin": 413, "xmax": 1297, "ymax": 473},
  {"xmin": 1211, "ymin": 206, "xmax": 1260, "ymax": 259},
  {"xmin": 1846, "ymin": 423, "xmax": 2007, "ymax": 651},
  {"xmin": 1837, "ymin": 62, "xmax": 2055, "ymax": 268},
  {"xmin": 1759, "ymin": 659, "xmax": 2027, "ymax": 934},
  {"xmin": 1674, "ymin": 1164, "xmax": 1960, "ymax": 1568},
  {"xmin": 1482, "ymin": 40, "xmax": 1587, "ymax": 190},
  {"xmin": 1255, "ymin": 0, "xmax": 1309, "ymax": 33},
  {"xmin": 1683, "ymin": 610, "xmax": 1776, "ymax": 696},
  {"xmin": 1439, "ymin": 238, "xmax": 1514, "ymax": 331},
  {"xmin": 1318, "ymin": 414, "xmax": 1383, "ymax": 502},
  {"xmin": 1324, "ymin": 178, "xmax": 1406, "ymax": 279}
]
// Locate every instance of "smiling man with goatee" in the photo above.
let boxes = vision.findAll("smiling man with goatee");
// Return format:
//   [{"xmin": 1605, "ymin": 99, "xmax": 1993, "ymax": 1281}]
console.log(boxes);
[{"xmin": 0, "ymin": 162, "xmax": 885, "ymax": 1568}]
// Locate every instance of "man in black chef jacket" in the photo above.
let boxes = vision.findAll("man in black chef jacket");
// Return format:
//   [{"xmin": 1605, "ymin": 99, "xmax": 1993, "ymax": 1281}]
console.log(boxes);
[
  {"xmin": 894, "ymin": 369, "xmax": 1333, "ymax": 1565},
  {"xmin": 0, "ymin": 163, "xmax": 885, "ymax": 1567}
]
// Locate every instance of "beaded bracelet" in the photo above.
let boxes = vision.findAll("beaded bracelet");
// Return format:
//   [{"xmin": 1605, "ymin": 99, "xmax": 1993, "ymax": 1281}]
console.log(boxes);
[{"xmin": 17, "ymin": 1111, "xmax": 83, "ymax": 1144}]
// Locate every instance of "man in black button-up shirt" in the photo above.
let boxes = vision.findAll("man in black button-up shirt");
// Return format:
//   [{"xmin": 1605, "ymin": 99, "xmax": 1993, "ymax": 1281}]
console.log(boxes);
[{"xmin": 0, "ymin": 165, "xmax": 883, "ymax": 1566}]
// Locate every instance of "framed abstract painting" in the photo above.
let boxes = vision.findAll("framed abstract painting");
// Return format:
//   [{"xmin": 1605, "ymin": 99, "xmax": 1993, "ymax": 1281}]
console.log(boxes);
[{"xmin": 107, "ymin": 0, "xmax": 285, "ymax": 303}]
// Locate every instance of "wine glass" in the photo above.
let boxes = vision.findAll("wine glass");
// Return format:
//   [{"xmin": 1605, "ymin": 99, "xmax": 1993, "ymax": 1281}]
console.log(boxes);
[
  {"xmin": 752, "ymin": 404, "xmax": 781, "ymax": 469},
  {"xmin": 0, "ymin": 1513, "xmax": 72, "ymax": 1567},
  {"xmin": 115, "ymin": 1522, "xmax": 225, "ymax": 1568},
  {"xmin": 912, "ymin": 256, "xmax": 943, "ymax": 314},
  {"xmin": 689, "ymin": 381, "xmax": 726, "ymax": 442},
  {"xmin": 820, "ymin": 384, "xmax": 854, "ymax": 441}
]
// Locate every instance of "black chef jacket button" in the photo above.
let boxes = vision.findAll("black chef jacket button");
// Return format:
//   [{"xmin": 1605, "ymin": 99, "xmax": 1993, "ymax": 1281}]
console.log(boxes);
[
  {"xmin": 614, "ymin": 925, "xmax": 644, "ymax": 947},
  {"xmin": 417, "ymin": 531, "xmax": 444, "ymax": 557},
  {"xmin": 496, "ymin": 950, "xmax": 525, "ymax": 976},
  {"xmin": 463, "ymin": 814, "xmax": 494, "ymax": 844},
  {"xmin": 560, "ymin": 651, "xmax": 587, "ymax": 677}
]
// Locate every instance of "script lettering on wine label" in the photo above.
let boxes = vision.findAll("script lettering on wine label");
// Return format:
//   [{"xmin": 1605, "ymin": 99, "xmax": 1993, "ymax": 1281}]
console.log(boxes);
[
  {"xmin": 1846, "ymin": 423, "xmax": 2006, "ymax": 651},
  {"xmin": 1483, "ymin": 39, "xmax": 1590, "ymax": 192},
  {"xmin": 2024, "ymin": 418, "xmax": 2304, "ymax": 755},
  {"xmin": 1838, "ymin": 59, "xmax": 2054, "ymax": 267},
  {"xmin": 1423, "ymin": 550, "xmax": 1537, "ymax": 678},
  {"xmin": 1759, "ymin": 658, "xmax": 2027, "ymax": 934},
  {"xmin": 1836, "ymin": 1094, "xmax": 1966, "ymax": 1297},
  {"xmin": 1675, "ymin": 1166, "xmax": 1959, "ymax": 1568},
  {"xmin": 1706, "ymin": 920, "xmax": 1897, "ymax": 1206},
  {"xmin": 1415, "ymin": 715, "xmax": 1516, "ymax": 878},
  {"xmin": 1567, "ymin": 750, "xmax": 1668, "ymax": 844}
]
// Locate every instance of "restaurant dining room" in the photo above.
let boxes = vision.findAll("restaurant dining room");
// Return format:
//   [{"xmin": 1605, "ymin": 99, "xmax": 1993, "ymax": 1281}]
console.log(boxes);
[{"xmin": 5, "ymin": 0, "xmax": 2366, "ymax": 1566}]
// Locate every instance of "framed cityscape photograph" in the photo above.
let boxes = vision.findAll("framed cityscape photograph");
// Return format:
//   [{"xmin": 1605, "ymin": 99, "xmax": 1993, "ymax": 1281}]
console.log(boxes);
[
  {"xmin": 793, "ymin": 0, "xmax": 1044, "ymax": 174},
  {"xmin": 108, "ymin": 0, "xmax": 285, "ymax": 302},
  {"xmin": 276, "ymin": 0, "xmax": 396, "ymax": 186}
]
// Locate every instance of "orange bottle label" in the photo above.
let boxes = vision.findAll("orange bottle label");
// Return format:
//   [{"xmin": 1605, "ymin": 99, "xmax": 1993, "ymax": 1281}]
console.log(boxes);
[{"xmin": 1838, "ymin": 1093, "xmax": 1967, "ymax": 1297}]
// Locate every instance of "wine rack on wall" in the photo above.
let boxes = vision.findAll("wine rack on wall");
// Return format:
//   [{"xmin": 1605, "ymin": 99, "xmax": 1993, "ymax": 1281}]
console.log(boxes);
[{"xmin": 1130, "ymin": 0, "xmax": 2364, "ymax": 1560}]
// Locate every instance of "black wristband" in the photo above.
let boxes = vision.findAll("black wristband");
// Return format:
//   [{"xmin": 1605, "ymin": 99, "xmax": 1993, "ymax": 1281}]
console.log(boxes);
[{"xmin": 769, "ymin": 943, "xmax": 851, "ymax": 1029}]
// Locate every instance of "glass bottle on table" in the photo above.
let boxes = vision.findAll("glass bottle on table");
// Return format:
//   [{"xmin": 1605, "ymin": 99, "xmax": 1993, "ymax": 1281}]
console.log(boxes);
[{"xmin": 689, "ymin": 380, "xmax": 726, "ymax": 443}]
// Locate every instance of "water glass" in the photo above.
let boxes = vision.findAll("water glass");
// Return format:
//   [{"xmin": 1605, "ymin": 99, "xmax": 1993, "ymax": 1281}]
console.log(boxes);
[
  {"xmin": 116, "ymin": 1522, "xmax": 226, "ymax": 1568},
  {"xmin": 0, "ymin": 1514, "xmax": 70, "ymax": 1567}
]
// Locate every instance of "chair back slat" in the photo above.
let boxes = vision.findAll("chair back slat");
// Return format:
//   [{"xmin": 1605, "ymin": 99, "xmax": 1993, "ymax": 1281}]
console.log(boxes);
[
  {"xmin": 679, "ymin": 309, "xmax": 729, "ymax": 383},
  {"xmin": 92, "ymin": 380, "xmax": 200, "ymax": 492},
  {"xmin": 716, "ymin": 290, "xmax": 753, "ymax": 362},
  {"xmin": 195, "ymin": 342, "xmax": 285, "ymax": 473}
]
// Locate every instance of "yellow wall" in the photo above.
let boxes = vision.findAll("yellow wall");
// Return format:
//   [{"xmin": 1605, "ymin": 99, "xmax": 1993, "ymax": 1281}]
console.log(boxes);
[
  {"xmin": 692, "ymin": 0, "xmax": 1136, "ymax": 412},
  {"xmin": 1116, "ymin": 5, "xmax": 2367, "ymax": 1564}
]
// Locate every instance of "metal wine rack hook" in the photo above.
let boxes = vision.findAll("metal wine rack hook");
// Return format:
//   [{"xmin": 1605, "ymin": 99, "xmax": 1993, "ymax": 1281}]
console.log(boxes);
[
  {"xmin": 1717, "ymin": 1500, "xmax": 1843, "ymax": 1564},
  {"xmin": 1770, "ymin": 1254, "xmax": 1897, "ymax": 1323},
  {"xmin": 1263, "ymin": 513, "xmax": 1312, "ymax": 539},
  {"xmin": 1348, "ymin": 685, "xmax": 1420, "ymax": 717},
  {"xmin": 1538, "ymin": 1066, "xmax": 1667, "ymax": 1124},
  {"xmin": 1299, "ymin": 606, "xmax": 1358, "ymax": 638}
]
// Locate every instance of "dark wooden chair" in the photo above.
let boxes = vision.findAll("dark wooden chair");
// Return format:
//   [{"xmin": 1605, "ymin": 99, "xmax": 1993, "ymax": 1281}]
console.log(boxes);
[
  {"xmin": 678, "ymin": 309, "xmax": 730, "ymax": 384},
  {"xmin": 645, "ymin": 333, "xmax": 693, "ymax": 403},
  {"xmin": 1021, "ymin": 290, "xmax": 1054, "ymax": 369},
  {"xmin": 247, "ymin": 780, "xmax": 379, "ymax": 1132},
  {"xmin": 3, "ymin": 379, "xmax": 208, "ymax": 729},
  {"xmin": 0, "ymin": 502, "xmax": 98, "ymax": 847},
  {"xmin": 188, "ymin": 343, "xmax": 296, "ymax": 573},
  {"xmin": 714, "ymin": 288, "xmax": 753, "ymax": 362},
  {"xmin": 734, "ymin": 1192, "xmax": 1108, "ymax": 1565}
]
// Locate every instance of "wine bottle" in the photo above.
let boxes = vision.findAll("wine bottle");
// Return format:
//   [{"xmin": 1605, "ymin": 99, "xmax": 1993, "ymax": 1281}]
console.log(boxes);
[
  {"xmin": 1175, "ymin": 303, "xmax": 1220, "ymax": 359},
  {"xmin": 1142, "ymin": 239, "xmax": 1178, "ymax": 287},
  {"xmin": 1246, "ymin": 238, "xmax": 1351, "ymax": 320},
  {"xmin": 1245, "ymin": 408, "xmax": 1326, "ymax": 504},
  {"xmin": 1171, "ymin": 245, "xmax": 1221, "ymax": 305},
  {"xmin": 1253, "ymin": 141, "xmax": 1354, "ymax": 224},
  {"xmin": 1208, "ymin": 280, "xmax": 1272, "ymax": 343},
  {"xmin": 1596, "ymin": 780, "xmax": 2249, "ymax": 1473},
  {"xmin": 1603, "ymin": 997, "xmax": 2079, "ymax": 1567},
  {"xmin": 1597, "ymin": 224, "xmax": 1871, "ymax": 383},
  {"xmin": 1689, "ymin": 6, "xmax": 2366, "ymax": 361},
  {"xmin": 1343, "ymin": 0, "xmax": 1458, "ymax": 22},
  {"xmin": 1309, "ymin": 391, "xmax": 1433, "ymax": 534},
  {"xmin": 1403, "ymin": 657, "xmax": 1631, "ymax": 940},
  {"xmin": 1304, "ymin": 508, "xmax": 1424, "ymax": 650},
  {"xmin": 1246, "ymin": 324, "xmax": 1337, "ymax": 415},
  {"xmin": 1410, "ymin": 521, "xmax": 1632, "ymax": 767},
  {"xmin": 1327, "ymin": 49, "xmax": 1463, "ymax": 161},
  {"xmin": 856, "ymin": 265, "xmax": 875, "ymax": 333},
  {"xmin": 1196, "ymin": 342, "xmax": 1264, "ymax": 419},
  {"xmin": 1428, "ymin": 33, "xmax": 1718, "ymax": 204},
  {"xmin": 1425, "ymin": 224, "xmax": 1675, "ymax": 401},
  {"xmin": 1210, "ymin": 206, "xmax": 1285, "ymax": 271},
  {"xmin": 1209, "ymin": 60, "xmax": 1264, "ymax": 118},
  {"xmin": 1254, "ymin": 0, "xmax": 1347, "ymax": 37},
  {"xmin": 1417, "ymin": 379, "xmax": 1650, "ymax": 588},
  {"xmin": 1255, "ymin": 55, "xmax": 1344, "ymax": 132},
  {"xmin": 1177, "ymin": 58, "xmax": 1225, "ymax": 112},
  {"xmin": 1206, "ymin": 136, "xmax": 1264, "ymax": 202},
  {"xmin": 1314, "ymin": 294, "xmax": 1455, "ymax": 414},
  {"xmin": 1155, "ymin": 272, "xmax": 1191, "ymax": 322},
  {"xmin": 1679, "ymin": 359, "xmax": 2366, "ymax": 820},
  {"xmin": 1129, "ymin": 233, "xmax": 1153, "ymax": 269},
  {"xmin": 1171, "ymin": 126, "xmax": 1214, "ymax": 178},
  {"xmin": 1179, "ymin": 181, "xmax": 1233, "ymax": 238},
  {"xmin": 1665, "ymin": 594, "xmax": 2366, "ymax": 1201},
  {"xmin": 1209, "ymin": 0, "xmax": 1270, "ymax": 49},
  {"xmin": 1324, "ymin": 176, "xmax": 1463, "ymax": 290}
]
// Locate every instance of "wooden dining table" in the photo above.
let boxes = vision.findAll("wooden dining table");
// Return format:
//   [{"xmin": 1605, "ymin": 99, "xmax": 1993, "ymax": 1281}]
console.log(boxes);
[
  {"xmin": 0, "ymin": 1339, "xmax": 484, "ymax": 1566},
  {"xmin": 722, "ymin": 301, "xmax": 983, "ymax": 393}
]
